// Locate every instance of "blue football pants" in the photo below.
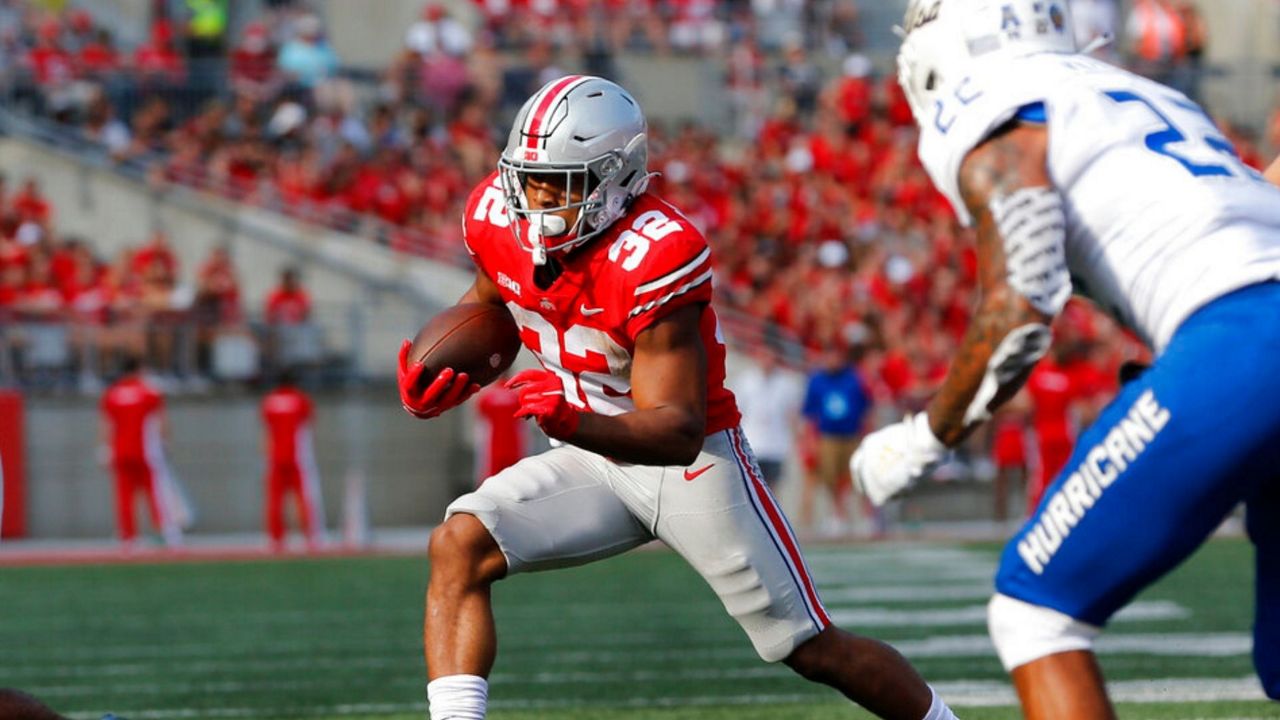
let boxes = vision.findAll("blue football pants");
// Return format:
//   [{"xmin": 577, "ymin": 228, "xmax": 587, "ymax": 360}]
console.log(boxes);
[{"xmin": 995, "ymin": 282, "xmax": 1280, "ymax": 698}]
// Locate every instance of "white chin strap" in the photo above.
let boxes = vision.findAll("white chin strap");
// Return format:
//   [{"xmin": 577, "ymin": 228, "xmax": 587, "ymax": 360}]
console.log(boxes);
[
  {"xmin": 527, "ymin": 214, "xmax": 568, "ymax": 266},
  {"xmin": 536, "ymin": 213, "xmax": 568, "ymax": 236}
]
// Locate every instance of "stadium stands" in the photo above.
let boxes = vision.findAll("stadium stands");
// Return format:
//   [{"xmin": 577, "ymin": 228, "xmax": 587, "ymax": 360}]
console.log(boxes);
[
  {"xmin": 1, "ymin": 0, "xmax": 1264, "ymax": 481},
  {"xmin": 0, "ymin": 172, "xmax": 334, "ymax": 391},
  {"xmin": 0, "ymin": 3, "xmax": 1164, "ymax": 381}
]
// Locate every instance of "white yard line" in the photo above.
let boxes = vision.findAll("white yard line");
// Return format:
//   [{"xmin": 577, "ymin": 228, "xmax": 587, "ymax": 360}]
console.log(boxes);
[
  {"xmin": 820, "ymin": 584, "xmax": 994, "ymax": 602},
  {"xmin": 934, "ymin": 676, "xmax": 1268, "ymax": 706},
  {"xmin": 17, "ymin": 543, "xmax": 1259, "ymax": 718},
  {"xmin": 828, "ymin": 600, "xmax": 1189, "ymax": 627},
  {"xmin": 95, "ymin": 677, "xmax": 1270, "ymax": 718},
  {"xmin": 1, "ymin": 631, "xmax": 1254, "ymax": 680}
]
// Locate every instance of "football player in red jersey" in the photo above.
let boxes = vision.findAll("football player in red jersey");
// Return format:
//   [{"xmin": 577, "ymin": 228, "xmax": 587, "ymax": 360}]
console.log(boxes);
[
  {"xmin": 261, "ymin": 370, "xmax": 326, "ymax": 552},
  {"xmin": 399, "ymin": 76, "xmax": 958, "ymax": 720},
  {"xmin": 99, "ymin": 356, "xmax": 184, "ymax": 549}
]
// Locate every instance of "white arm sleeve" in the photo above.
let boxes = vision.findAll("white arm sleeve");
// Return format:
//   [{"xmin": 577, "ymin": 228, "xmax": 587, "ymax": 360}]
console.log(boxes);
[
  {"xmin": 960, "ymin": 188, "xmax": 1067, "ymax": 426},
  {"xmin": 990, "ymin": 187, "xmax": 1072, "ymax": 317}
]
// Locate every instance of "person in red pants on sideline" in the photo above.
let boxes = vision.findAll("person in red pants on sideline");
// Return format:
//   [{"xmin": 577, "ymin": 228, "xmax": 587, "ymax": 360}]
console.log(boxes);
[
  {"xmin": 261, "ymin": 370, "xmax": 326, "ymax": 552},
  {"xmin": 100, "ymin": 356, "xmax": 185, "ymax": 549},
  {"xmin": 989, "ymin": 391, "xmax": 1032, "ymax": 522}
]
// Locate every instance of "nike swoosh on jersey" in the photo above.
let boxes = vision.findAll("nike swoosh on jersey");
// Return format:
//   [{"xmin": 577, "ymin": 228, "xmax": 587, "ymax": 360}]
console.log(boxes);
[
  {"xmin": 683, "ymin": 463, "xmax": 715, "ymax": 481},
  {"xmin": 580, "ymin": 304, "xmax": 605, "ymax": 316}
]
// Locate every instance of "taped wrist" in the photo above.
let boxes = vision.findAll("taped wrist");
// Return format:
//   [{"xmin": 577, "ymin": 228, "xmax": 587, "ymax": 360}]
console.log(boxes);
[{"xmin": 908, "ymin": 412, "xmax": 947, "ymax": 456}]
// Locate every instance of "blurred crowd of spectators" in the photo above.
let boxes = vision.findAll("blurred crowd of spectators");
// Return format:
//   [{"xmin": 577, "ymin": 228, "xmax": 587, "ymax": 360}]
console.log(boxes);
[
  {"xmin": 0, "ymin": 173, "xmax": 323, "ymax": 392},
  {"xmin": 0, "ymin": 1, "xmax": 1267, "ymax": 471}
]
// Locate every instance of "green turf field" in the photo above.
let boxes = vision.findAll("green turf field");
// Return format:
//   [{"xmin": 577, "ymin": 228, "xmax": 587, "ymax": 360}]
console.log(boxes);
[{"xmin": 0, "ymin": 538, "xmax": 1273, "ymax": 720}]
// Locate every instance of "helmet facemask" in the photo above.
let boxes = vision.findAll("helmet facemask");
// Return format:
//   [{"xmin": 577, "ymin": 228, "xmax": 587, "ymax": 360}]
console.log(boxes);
[
  {"xmin": 498, "ymin": 153, "xmax": 604, "ymax": 263},
  {"xmin": 498, "ymin": 75, "xmax": 651, "ymax": 265}
]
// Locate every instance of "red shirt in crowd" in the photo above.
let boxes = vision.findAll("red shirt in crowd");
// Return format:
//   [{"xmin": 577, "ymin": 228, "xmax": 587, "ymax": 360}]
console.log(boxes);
[
  {"xmin": 230, "ymin": 23, "xmax": 276, "ymax": 88},
  {"xmin": 0, "ymin": 281, "xmax": 20, "ymax": 307},
  {"xmin": 20, "ymin": 279, "xmax": 64, "ymax": 313},
  {"xmin": 101, "ymin": 374, "xmax": 164, "ymax": 462},
  {"xmin": 231, "ymin": 46, "xmax": 276, "ymax": 84},
  {"xmin": 26, "ymin": 45, "xmax": 74, "ymax": 85},
  {"xmin": 833, "ymin": 75, "xmax": 873, "ymax": 128},
  {"xmin": 77, "ymin": 41, "xmax": 120, "ymax": 76},
  {"xmin": 131, "ymin": 243, "xmax": 179, "ymax": 279},
  {"xmin": 49, "ymin": 247, "xmax": 77, "ymax": 292},
  {"xmin": 12, "ymin": 187, "xmax": 51, "ymax": 224},
  {"xmin": 0, "ymin": 240, "xmax": 27, "ymax": 270},
  {"xmin": 265, "ymin": 287, "xmax": 311, "ymax": 324},
  {"xmin": 198, "ymin": 255, "xmax": 243, "ymax": 323},
  {"xmin": 133, "ymin": 22, "xmax": 185, "ymax": 82},
  {"xmin": 262, "ymin": 385, "xmax": 314, "ymax": 467},
  {"xmin": 133, "ymin": 46, "xmax": 182, "ymax": 79}
]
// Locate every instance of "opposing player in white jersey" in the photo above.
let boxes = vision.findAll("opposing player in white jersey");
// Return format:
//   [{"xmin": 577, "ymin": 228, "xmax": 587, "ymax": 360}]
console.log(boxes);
[
  {"xmin": 851, "ymin": 1, "xmax": 1280, "ymax": 717},
  {"xmin": 399, "ymin": 76, "xmax": 959, "ymax": 720}
]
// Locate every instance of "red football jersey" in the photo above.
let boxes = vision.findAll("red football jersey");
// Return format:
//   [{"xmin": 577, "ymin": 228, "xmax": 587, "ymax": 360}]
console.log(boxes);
[
  {"xmin": 265, "ymin": 288, "xmax": 311, "ymax": 324},
  {"xmin": 101, "ymin": 376, "xmax": 164, "ymax": 462},
  {"xmin": 262, "ymin": 386, "xmax": 314, "ymax": 467},
  {"xmin": 463, "ymin": 173, "xmax": 741, "ymax": 436},
  {"xmin": 1026, "ymin": 360, "xmax": 1077, "ymax": 445}
]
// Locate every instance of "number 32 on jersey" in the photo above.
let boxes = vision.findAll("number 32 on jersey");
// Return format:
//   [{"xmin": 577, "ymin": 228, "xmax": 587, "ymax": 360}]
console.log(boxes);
[{"xmin": 509, "ymin": 307, "xmax": 632, "ymax": 414}]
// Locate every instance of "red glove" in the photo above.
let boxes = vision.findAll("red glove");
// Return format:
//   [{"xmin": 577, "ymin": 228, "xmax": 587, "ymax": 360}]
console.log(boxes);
[
  {"xmin": 505, "ymin": 368, "xmax": 581, "ymax": 440},
  {"xmin": 397, "ymin": 339, "xmax": 480, "ymax": 419}
]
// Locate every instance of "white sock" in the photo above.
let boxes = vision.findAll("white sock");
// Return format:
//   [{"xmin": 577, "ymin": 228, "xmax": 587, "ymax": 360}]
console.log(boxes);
[
  {"xmin": 428, "ymin": 674, "xmax": 488, "ymax": 720},
  {"xmin": 922, "ymin": 686, "xmax": 959, "ymax": 720}
]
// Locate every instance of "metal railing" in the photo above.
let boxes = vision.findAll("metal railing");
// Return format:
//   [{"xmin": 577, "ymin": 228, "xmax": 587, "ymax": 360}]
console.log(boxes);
[{"xmin": 0, "ymin": 304, "xmax": 359, "ymax": 394}]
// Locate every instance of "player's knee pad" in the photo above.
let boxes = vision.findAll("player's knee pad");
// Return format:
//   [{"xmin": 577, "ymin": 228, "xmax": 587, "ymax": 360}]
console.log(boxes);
[{"xmin": 987, "ymin": 592, "xmax": 1101, "ymax": 671}]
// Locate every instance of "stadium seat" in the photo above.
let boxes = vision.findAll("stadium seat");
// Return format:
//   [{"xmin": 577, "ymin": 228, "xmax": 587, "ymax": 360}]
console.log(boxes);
[
  {"xmin": 211, "ymin": 332, "xmax": 260, "ymax": 381},
  {"xmin": 276, "ymin": 322, "xmax": 324, "ymax": 367},
  {"xmin": 20, "ymin": 323, "xmax": 70, "ymax": 370}
]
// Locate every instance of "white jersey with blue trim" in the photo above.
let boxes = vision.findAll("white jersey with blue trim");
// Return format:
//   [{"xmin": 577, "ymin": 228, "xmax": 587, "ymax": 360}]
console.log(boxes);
[{"xmin": 918, "ymin": 52, "xmax": 1280, "ymax": 352}]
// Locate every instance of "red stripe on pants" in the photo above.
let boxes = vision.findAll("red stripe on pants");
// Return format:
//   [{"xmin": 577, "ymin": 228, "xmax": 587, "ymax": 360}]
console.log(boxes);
[{"xmin": 730, "ymin": 429, "xmax": 832, "ymax": 628}]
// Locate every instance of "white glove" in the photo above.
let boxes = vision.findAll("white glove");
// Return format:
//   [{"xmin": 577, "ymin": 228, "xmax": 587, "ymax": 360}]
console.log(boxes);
[{"xmin": 851, "ymin": 412, "xmax": 949, "ymax": 506}]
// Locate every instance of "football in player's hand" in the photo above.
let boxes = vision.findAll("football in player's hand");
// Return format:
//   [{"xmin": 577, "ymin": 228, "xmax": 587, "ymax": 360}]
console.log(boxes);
[{"xmin": 409, "ymin": 303, "xmax": 521, "ymax": 389}]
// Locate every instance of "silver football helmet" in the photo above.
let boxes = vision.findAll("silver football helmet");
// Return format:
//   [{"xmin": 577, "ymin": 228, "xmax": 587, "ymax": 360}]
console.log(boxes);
[
  {"xmin": 897, "ymin": 0, "xmax": 1078, "ymax": 129},
  {"xmin": 498, "ymin": 75, "xmax": 651, "ymax": 265}
]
